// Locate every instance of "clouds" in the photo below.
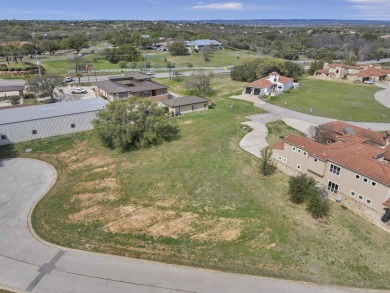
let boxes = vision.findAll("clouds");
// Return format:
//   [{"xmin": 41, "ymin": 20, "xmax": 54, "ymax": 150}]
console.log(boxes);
[
  {"xmin": 348, "ymin": 0, "xmax": 390, "ymax": 19},
  {"xmin": 192, "ymin": 2, "xmax": 245, "ymax": 10}
]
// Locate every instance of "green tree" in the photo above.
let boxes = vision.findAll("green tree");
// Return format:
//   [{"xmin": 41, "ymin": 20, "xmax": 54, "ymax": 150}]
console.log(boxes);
[
  {"xmin": 61, "ymin": 34, "xmax": 88, "ymax": 53},
  {"xmin": 184, "ymin": 72, "xmax": 214, "ymax": 96},
  {"xmin": 27, "ymin": 73, "xmax": 64, "ymax": 101},
  {"xmin": 307, "ymin": 60, "xmax": 324, "ymax": 75},
  {"xmin": 288, "ymin": 174, "xmax": 316, "ymax": 204},
  {"xmin": 306, "ymin": 191, "xmax": 330, "ymax": 219},
  {"xmin": 168, "ymin": 41, "xmax": 188, "ymax": 56},
  {"xmin": 40, "ymin": 40, "xmax": 60, "ymax": 55},
  {"xmin": 259, "ymin": 146, "xmax": 276, "ymax": 176},
  {"xmin": 93, "ymin": 98, "xmax": 178, "ymax": 151}
]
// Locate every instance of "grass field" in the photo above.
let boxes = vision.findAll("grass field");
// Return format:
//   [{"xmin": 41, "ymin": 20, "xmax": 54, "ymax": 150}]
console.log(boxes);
[
  {"xmin": 268, "ymin": 79, "xmax": 390, "ymax": 122},
  {"xmin": 2, "ymin": 77, "xmax": 390, "ymax": 290}
]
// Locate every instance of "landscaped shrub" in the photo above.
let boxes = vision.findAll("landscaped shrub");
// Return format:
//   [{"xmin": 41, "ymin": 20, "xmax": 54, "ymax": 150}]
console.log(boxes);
[
  {"xmin": 288, "ymin": 173, "xmax": 316, "ymax": 204},
  {"xmin": 9, "ymin": 96, "xmax": 20, "ymax": 105},
  {"xmin": 306, "ymin": 192, "xmax": 330, "ymax": 218},
  {"xmin": 24, "ymin": 92, "xmax": 36, "ymax": 99}
]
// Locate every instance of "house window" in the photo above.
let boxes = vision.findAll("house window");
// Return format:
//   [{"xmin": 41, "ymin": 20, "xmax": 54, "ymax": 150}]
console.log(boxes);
[
  {"xmin": 363, "ymin": 177, "xmax": 368, "ymax": 183},
  {"xmin": 358, "ymin": 194, "xmax": 364, "ymax": 201},
  {"xmin": 366, "ymin": 198, "xmax": 372, "ymax": 205},
  {"xmin": 329, "ymin": 164, "xmax": 341, "ymax": 176},
  {"xmin": 278, "ymin": 156, "xmax": 282, "ymax": 161},
  {"xmin": 297, "ymin": 149, "xmax": 301, "ymax": 154},
  {"xmin": 350, "ymin": 191, "xmax": 356, "ymax": 197},
  {"xmin": 327, "ymin": 140, "xmax": 332, "ymax": 144},
  {"xmin": 283, "ymin": 158, "xmax": 287, "ymax": 163},
  {"xmin": 32, "ymin": 130, "xmax": 37, "ymax": 135},
  {"xmin": 1, "ymin": 135, "xmax": 6, "ymax": 140},
  {"xmin": 297, "ymin": 164, "xmax": 301, "ymax": 170},
  {"xmin": 274, "ymin": 153, "xmax": 278, "ymax": 158},
  {"xmin": 371, "ymin": 181, "xmax": 377, "ymax": 187},
  {"xmin": 71, "ymin": 123, "xmax": 76, "ymax": 128},
  {"xmin": 314, "ymin": 158, "xmax": 318, "ymax": 163},
  {"xmin": 292, "ymin": 147, "xmax": 296, "ymax": 152},
  {"xmin": 327, "ymin": 181, "xmax": 339, "ymax": 193},
  {"xmin": 355, "ymin": 174, "xmax": 360, "ymax": 180},
  {"xmin": 303, "ymin": 151, "xmax": 307, "ymax": 156}
]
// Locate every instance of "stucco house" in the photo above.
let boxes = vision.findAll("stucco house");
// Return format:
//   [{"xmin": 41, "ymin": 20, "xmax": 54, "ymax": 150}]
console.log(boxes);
[
  {"xmin": 243, "ymin": 72, "xmax": 295, "ymax": 97},
  {"xmin": 95, "ymin": 72, "xmax": 168, "ymax": 101},
  {"xmin": 270, "ymin": 121, "xmax": 390, "ymax": 230},
  {"xmin": 315, "ymin": 63, "xmax": 390, "ymax": 83},
  {"xmin": 0, "ymin": 98, "xmax": 108, "ymax": 146},
  {"xmin": 160, "ymin": 96, "xmax": 209, "ymax": 115}
]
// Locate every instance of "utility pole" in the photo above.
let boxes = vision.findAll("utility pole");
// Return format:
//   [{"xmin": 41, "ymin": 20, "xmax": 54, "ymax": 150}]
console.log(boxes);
[
  {"xmin": 168, "ymin": 61, "xmax": 172, "ymax": 80},
  {"xmin": 34, "ymin": 50, "xmax": 42, "ymax": 78},
  {"xmin": 144, "ymin": 54, "xmax": 147, "ymax": 72}
]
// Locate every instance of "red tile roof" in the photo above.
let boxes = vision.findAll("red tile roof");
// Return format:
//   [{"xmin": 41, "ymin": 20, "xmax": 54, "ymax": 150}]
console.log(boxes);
[
  {"xmin": 272, "ymin": 134, "xmax": 390, "ymax": 186},
  {"xmin": 278, "ymin": 76, "xmax": 294, "ymax": 84},
  {"xmin": 384, "ymin": 198, "xmax": 390, "ymax": 208},
  {"xmin": 315, "ymin": 68, "xmax": 331, "ymax": 75},
  {"xmin": 246, "ymin": 78, "xmax": 273, "ymax": 88},
  {"xmin": 319, "ymin": 121, "xmax": 386, "ymax": 146},
  {"xmin": 352, "ymin": 68, "xmax": 390, "ymax": 78},
  {"xmin": 269, "ymin": 141, "xmax": 285, "ymax": 150}
]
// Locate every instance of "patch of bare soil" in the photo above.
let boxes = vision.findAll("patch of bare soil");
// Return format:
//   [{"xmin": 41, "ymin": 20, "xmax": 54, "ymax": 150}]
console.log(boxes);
[
  {"xmin": 179, "ymin": 120, "xmax": 193, "ymax": 125},
  {"xmin": 147, "ymin": 212, "xmax": 198, "ymax": 238},
  {"xmin": 92, "ymin": 164, "xmax": 116, "ymax": 173},
  {"xmin": 68, "ymin": 206, "xmax": 105, "ymax": 223},
  {"xmin": 75, "ymin": 178, "xmax": 119, "ymax": 191},
  {"xmin": 70, "ymin": 192, "xmax": 120, "ymax": 207},
  {"xmin": 191, "ymin": 218, "xmax": 243, "ymax": 242}
]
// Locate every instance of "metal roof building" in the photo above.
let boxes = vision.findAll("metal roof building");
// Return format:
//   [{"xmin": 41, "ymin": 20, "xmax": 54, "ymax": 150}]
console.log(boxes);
[{"xmin": 0, "ymin": 98, "xmax": 108, "ymax": 146}]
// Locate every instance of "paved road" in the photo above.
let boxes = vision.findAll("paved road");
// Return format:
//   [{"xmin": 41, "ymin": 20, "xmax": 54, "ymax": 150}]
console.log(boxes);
[{"xmin": 1, "ymin": 158, "xmax": 386, "ymax": 293}]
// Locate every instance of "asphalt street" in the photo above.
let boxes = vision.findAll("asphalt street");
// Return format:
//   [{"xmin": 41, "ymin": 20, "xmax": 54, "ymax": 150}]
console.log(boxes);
[{"xmin": 0, "ymin": 158, "xmax": 386, "ymax": 293}]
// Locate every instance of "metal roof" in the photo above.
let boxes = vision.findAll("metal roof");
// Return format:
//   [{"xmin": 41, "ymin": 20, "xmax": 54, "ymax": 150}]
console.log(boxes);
[
  {"xmin": 161, "ymin": 96, "xmax": 209, "ymax": 107},
  {"xmin": 187, "ymin": 39, "xmax": 222, "ymax": 46},
  {"xmin": 0, "ymin": 85, "xmax": 25, "ymax": 92},
  {"xmin": 96, "ymin": 78, "xmax": 168, "ymax": 94},
  {"xmin": 0, "ymin": 98, "xmax": 108, "ymax": 125}
]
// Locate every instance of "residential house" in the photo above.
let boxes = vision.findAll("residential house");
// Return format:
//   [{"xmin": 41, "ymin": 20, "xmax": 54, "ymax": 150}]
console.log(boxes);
[
  {"xmin": 270, "ymin": 121, "xmax": 390, "ymax": 230},
  {"xmin": 314, "ymin": 63, "xmax": 390, "ymax": 83},
  {"xmin": 95, "ymin": 72, "xmax": 168, "ymax": 101},
  {"xmin": 160, "ymin": 96, "xmax": 210, "ymax": 115},
  {"xmin": 243, "ymin": 72, "xmax": 295, "ymax": 97},
  {"xmin": 185, "ymin": 39, "xmax": 223, "ymax": 53},
  {"xmin": 0, "ymin": 98, "xmax": 108, "ymax": 146}
]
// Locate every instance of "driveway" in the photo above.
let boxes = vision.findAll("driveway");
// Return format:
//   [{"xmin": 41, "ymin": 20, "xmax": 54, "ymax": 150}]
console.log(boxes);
[{"xmin": 0, "ymin": 158, "xmax": 384, "ymax": 293}]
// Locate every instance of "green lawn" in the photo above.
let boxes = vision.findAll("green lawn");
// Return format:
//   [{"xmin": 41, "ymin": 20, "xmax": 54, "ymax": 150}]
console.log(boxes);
[
  {"xmin": 266, "ymin": 120, "xmax": 305, "ymax": 145},
  {"xmin": 268, "ymin": 79, "xmax": 390, "ymax": 122},
  {"xmin": 2, "ymin": 78, "xmax": 390, "ymax": 289},
  {"xmin": 41, "ymin": 58, "xmax": 122, "ymax": 75}
]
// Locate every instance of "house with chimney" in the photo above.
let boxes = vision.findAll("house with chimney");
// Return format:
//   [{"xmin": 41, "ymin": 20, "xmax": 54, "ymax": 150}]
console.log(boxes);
[
  {"xmin": 243, "ymin": 72, "xmax": 295, "ymax": 98},
  {"xmin": 270, "ymin": 121, "xmax": 390, "ymax": 230}
]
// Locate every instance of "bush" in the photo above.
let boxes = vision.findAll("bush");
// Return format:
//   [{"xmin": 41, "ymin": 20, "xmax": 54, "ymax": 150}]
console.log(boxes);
[
  {"xmin": 259, "ymin": 146, "xmax": 276, "ymax": 176},
  {"xmin": 9, "ymin": 96, "xmax": 20, "ymax": 105},
  {"xmin": 119, "ymin": 61, "xmax": 128, "ymax": 68},
  {"xmin": 306, "ymin": 192, "xmax": 330, "ymax": 218},
  {"xmin": 24, "ymin": 92, "xmax": 36, "ymax": 99},
  {"xmin": 288, "ymin": 174, "xmax": 316, "ymax": 204}
]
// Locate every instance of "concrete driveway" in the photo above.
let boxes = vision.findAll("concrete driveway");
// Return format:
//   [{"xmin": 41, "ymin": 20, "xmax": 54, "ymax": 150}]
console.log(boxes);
[{"xmin": 0, "ymin": 158, "xmax": 384, "ymax": 293}]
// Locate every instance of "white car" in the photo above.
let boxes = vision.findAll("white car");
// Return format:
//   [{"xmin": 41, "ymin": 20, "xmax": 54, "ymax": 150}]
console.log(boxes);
[
  {"xmin": 146, "ymin": 71, "xmax": 155, "ymax": 76},
  {"xmin": 63, "ymin": 77, "xmax": 73, "ymax": 83},
  {"xmin": 71, "ymin": 88, "xmax": 87, "ymax": 94},
  {"xmin": 364, "ymin": 80, "xmax": 375, "ymax": 84}
]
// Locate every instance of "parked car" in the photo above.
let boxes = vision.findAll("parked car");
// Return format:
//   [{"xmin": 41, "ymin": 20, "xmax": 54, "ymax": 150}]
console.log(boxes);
[
  {"xmin": 172, "ymin": 71, "xmax": 181, "ymax": 76},
  {"xmin": 364, "ymin": 80, "xmax": 375, "ymax": 84},
  {"xmin": 63, "ymin": 76, "xmax": 73, "ymax": 83},
  {"xmin": 146, "ymin": 71, "xmax": 155, "ymax": 76},
  {"xmin": 71, "ymin": 88, "xmax": 87, "ymax": 94}
]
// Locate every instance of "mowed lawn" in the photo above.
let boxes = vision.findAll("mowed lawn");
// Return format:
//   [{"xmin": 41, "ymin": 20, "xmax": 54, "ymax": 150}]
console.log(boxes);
[
  {"xmin": 268, "ymin": 79, "xmax": 390, "ymax": 122},
  {"xmin": 1, "ymin": 79, "xmax": 390, "ymax": 289}
]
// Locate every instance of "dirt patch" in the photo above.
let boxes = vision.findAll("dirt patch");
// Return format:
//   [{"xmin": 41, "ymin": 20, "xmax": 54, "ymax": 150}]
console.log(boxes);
[
  {"xmin": 70, "ymin": 156, "xmax": 114, "ymax": 170},
  {"xmin": 92, "ymin": 164, "xmax": 116, "ymax": 173},
  {"xmin": 70, "ymin": 192, "xmax": 120, "ymax": 207},
  {"xmin": 191, "ymin": 218, "xmax": 243, "ymax": 242},
  {"xmin": 75, "ymin": 177, "xmax": 119, "ymax": 191},
  {"xmin": 179, "ymin": 120, "xmax": 193, "ymax": 125},
  {"xmin": 147, "ymin": 212, "xmax": 198, "ymax": 238},
  {"xmin": 68, "ymin": 206, "xmax": 106, "ymax": 223}
]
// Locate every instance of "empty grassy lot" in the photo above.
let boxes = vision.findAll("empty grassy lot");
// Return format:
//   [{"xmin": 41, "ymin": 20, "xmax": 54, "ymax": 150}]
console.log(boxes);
[
  {"xmin": 1, "ymin": 77, "xmax": 390, "ymax": 290},
  {"xmin": 268, "ymin": 79, "xmax": 390, "ymax": 122}
]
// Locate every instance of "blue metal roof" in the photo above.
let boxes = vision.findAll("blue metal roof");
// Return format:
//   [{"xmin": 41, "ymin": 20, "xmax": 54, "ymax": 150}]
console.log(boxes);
[
  {"xmin": 0, "ymin": 98, "xmax": 108, "ymax": 125},
  {"xmin": 187, "ymin": 39, "xmax": 222, "ymax": 46}
]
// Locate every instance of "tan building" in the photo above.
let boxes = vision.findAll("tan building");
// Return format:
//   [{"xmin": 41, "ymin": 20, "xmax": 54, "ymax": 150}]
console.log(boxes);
[
  {"xmin": 95, "ymin": 72, "xmax": 168, "ymax": 101},
  {"xmin": 314, "ymin": 63, "xmax": 390, "ymax": 83},
  {"xmin": 270, "ymin": 121, "xmax": 390, "ymax": 230},
  {"xmin": 160, "ymin": 96, "xmax": 209, "ymax": 115}
]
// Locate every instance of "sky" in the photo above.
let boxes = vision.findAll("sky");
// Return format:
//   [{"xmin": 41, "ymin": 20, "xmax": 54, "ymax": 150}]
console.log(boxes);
[{"xmin": 1, "ymin": 0, "xmax": 389, "ymax": 21}]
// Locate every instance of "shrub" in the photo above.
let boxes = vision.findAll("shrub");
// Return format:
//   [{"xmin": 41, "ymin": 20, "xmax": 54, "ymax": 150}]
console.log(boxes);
[
  {"xmin": 306, "ymin": 192, "xmax": 330, "ymax": 218},
  {"xmin": 259, "ymin": 146, "xmax": 276, "ymax": 176},
  {"xmin": 24, "ymin": 92, "xmax": 36, "ymax": 99},
  {"xmin": 9, "ymin": 96, "xmax": 20, "ymax": 105},
  {"xmin": 119, "ymin": 61, "xmax": 128, "ymax": 68},
  {"xmin": 288, "ymin": 174, "xmax": 316, "ymax": 204}
]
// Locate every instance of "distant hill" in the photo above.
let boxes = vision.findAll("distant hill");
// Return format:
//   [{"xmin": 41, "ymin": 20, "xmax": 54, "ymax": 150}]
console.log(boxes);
[{"xmin": 173, "ymin": 19, "xmax": 390, "ymax": 26}]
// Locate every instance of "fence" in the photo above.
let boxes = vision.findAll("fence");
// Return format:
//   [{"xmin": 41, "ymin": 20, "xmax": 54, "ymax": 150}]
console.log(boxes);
[{"xmin": 68, "ymin": 66, "xmax": 233, "ymax": 74}]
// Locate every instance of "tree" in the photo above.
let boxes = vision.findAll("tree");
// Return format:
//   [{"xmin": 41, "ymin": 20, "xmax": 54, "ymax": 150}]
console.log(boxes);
[
  {"xmin": 61, "ymin": 34, "xmax": 88, "ymax": 53},
  {"xmin": 259, "ymin": 146, "xmax": 276, "ymax": 176},
  {"xmin": 201, "ymin": 47, "xmax": 212, "ymax": 61},
  {"xmin": 92, "ymin": 98, "xmax": 178, "ymax": 151},
  {"xmin": 306, "ymin": 192, "xmax": 330, "ymax": 219},
  {"xmin": 307, "ymin": 60, "xmax": 324, "ymax": 75},
  {"xmin": 288, "ymin": 174, "xmax": 316, "ymax": 204},
  {"xmin": 168, "ymin": 41, "xmax": 188, "ymax": 56},
  {"xmin": 39, "ymin": 40, "xmax": 60, "ymax": 55},
  {"xmin": 27, "ymin": 73, "xmax": 64, "ymax": 101},
  {"xmin": 184, "ymin": 72, "xmax": 214, "ymax": 96}
]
